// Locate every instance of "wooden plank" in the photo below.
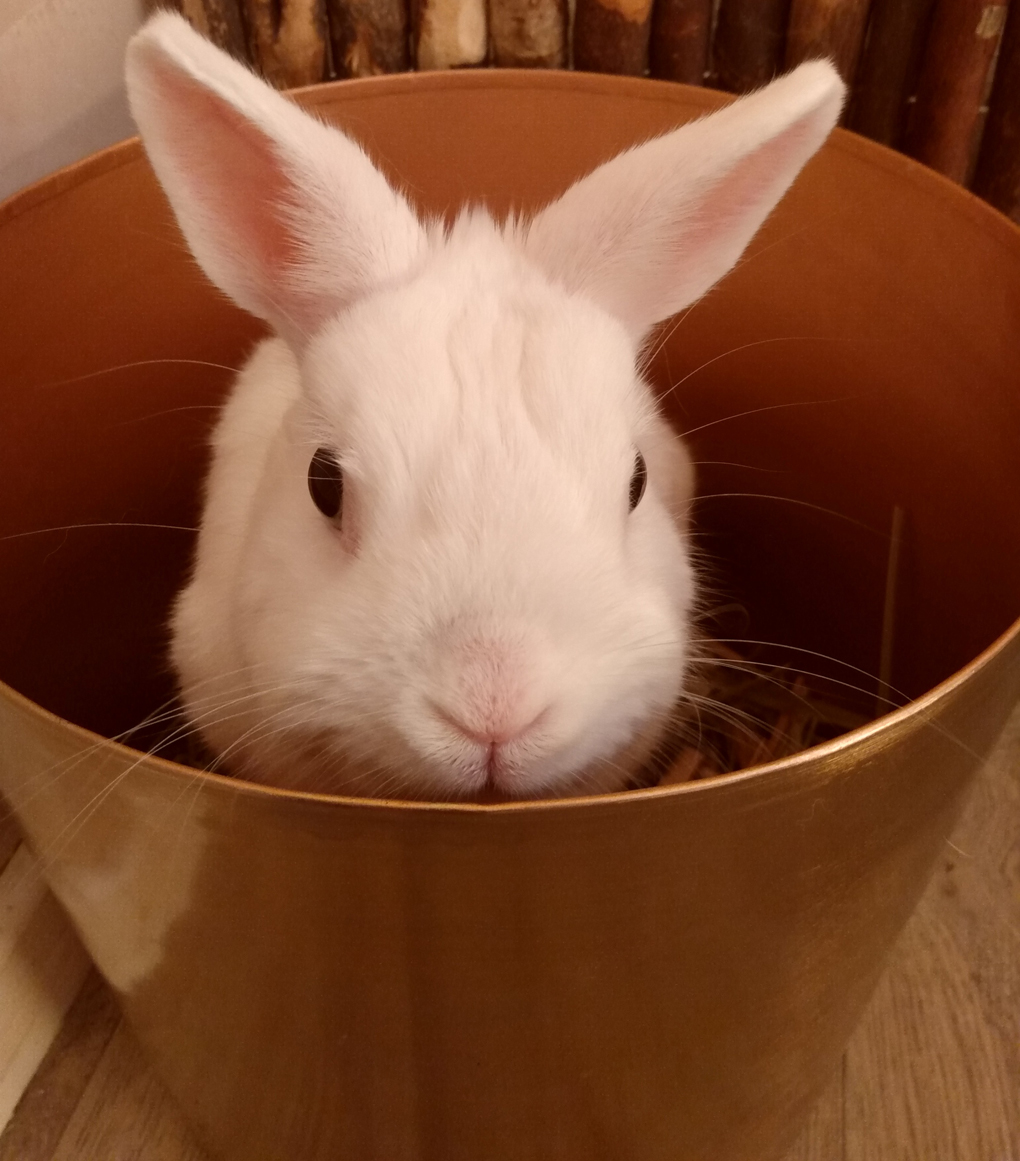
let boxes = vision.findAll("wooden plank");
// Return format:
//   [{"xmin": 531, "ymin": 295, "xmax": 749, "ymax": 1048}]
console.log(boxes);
[
  {"xmin": 0, "ymin": 847, "xmax": 91, "ymax": 1134},
  {"xmin": 971, "ymin": 1, "xmax": 1020, "ymax": 220},
  {"xmin": 903, "ymin": 0, "xmax": 1008, "ymax": 184},
  {"xmin": 178, "ymin": 0, "xmax": 251, "ymax": 60},
  {"xmin": 411, "ymin": 0, "xmax": 488, "ymax": 68},
  {"xmin": 489, "ymin": 0, "xmax": 568, "ymax": 68},
  {"xmin": 325, "ymin": 0, "xmax": 410, "ymax": 76},
  {"xmin": 649, "ymin": 0, "xmax": 713, "ymax": 84},
  {"xmin": 784, "ymin": 0, "xmax": 872, "ymax": 85},
  {"xmin": 712, "ymin": 0, "xmax": 792, "ymax": 92},
  {"xmin": 848, "ymin": 0, "xmax": 936, "ymax": 146},
  {"xmin": 573, "ymin": 0, "xmax": 655, "ymax": 75},
  {"xmin": 240, "ymin": 0, "xmax": 329, "ymax": 87},
  {"xmin": 49, "ymin": 1023, "xmax": 209, "ymax": 1161},
  {"xmin": 0, "ymin": 971, "xmax": 119, "ymax": 1161}
]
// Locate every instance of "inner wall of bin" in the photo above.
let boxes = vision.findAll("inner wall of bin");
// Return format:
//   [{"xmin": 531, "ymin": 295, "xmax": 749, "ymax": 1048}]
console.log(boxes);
[
  {"xmin": 645, "ymin": 144, "xmax": 1020, "ymax": 706},
  {"xmin": 1, "ymin": 79, "xmax": 1019, "ymax": 745}
]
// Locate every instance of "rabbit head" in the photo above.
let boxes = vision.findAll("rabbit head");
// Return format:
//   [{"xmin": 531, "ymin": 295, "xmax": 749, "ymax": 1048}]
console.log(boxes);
[{"xmin": 126, "ymin": 15, "xmax": 844, "ymax": 799}]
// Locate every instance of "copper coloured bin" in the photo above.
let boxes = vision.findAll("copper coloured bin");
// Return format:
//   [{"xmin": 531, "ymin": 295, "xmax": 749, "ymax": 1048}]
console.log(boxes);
[{"xmin": 1, "ymin": 72, "xmax": 1019, "ymax": 1161}]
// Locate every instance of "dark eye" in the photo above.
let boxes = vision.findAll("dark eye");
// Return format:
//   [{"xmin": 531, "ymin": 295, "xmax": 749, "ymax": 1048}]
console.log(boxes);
[
  {"xmin": 629, "ymin": 451, "xmax": 647, "ymax": 512},
  {"xmin": 308, "ymin": 447, "xmax": 343, "ymax": 520}
]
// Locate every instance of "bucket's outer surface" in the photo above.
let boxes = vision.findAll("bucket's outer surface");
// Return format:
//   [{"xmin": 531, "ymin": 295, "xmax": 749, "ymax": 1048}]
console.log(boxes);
[{"xmin": 1, "ymin": 71, "xmax": 1019, "ymax": 1161}]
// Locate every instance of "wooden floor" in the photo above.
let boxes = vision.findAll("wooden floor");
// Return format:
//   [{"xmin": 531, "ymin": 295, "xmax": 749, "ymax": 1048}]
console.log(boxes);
[{"xmin": 1, "ymin": 707, "xmax": 1018, "ymax": 1161}]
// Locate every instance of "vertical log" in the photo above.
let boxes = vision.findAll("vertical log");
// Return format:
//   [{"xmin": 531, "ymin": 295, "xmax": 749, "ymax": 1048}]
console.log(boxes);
[
  {"xmin": 903, "ymin": 0, "xmax": 1007, "ymax": 184},
  {"xmin": 712, "ymin": 0, "xmax": 792, "ymax": 92},
  {"xmin": 573, "ymin": 0, "xmax": 655, "ymax": 75},
  {"xmin": 326, "ymin": 0, "xmax": 410, "ymax": 75},
  {"xmin": 488, "ymin": 0, "xmax": 568, "ymax": 66},
  {"xmin": 848, "ymin": 0, "xmax": 936, "ymax": 147},
  {"xmin": 649, "ymin": 0, "xmax": 712, "ymax": 83},
  {"xmin": 785, "ymin": 0, "xmax": 872, "ymax": 83},
  {"xmin": 411, "ymin": 0, "xmax": 488, "ymax": 68},
  {"xmin": 240, "ymin": 0, "xmax": 328, "ymax": 87},
  {"xmin": 178, "ymin": 0, "xmax": 252, "ymax": 62},
  {"xmin": 971, "ymin": 2, "xmax": 1020, "ymax": 218}
]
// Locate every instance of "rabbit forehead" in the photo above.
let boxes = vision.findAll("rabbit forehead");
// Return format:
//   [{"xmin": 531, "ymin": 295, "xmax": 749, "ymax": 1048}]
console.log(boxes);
[{"xmin": 302, "ymin": 237, "xmax": 648, "ymax": 483}]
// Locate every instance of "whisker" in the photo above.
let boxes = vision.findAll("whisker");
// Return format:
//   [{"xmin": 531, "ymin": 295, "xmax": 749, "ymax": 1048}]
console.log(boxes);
[
  {"xmin": 115, "ymin": 404, "xmax": 222, "ymax": 427},
  {"xmin": 689, "ymin": 460, "xmax": 781, "ymax": 473},
  {"xmin": 690, "ymin": 492, "xmax": 883, "ymax": 535},
  {"xmin": 35, "ymin": 358, "xmax": 241, "ymax": 391},
  {"xmin": 712, "ymin": 637, "xmax": 984, "ymax": 763},
  {"xmin": 0, "ymin": 522, "xmax": 198, "ymax": 543},
  {"xmin": 639, "ymin": 300, "xmax": 701, "ymax": 370},
  {"xmin": 677, "ymin": 396, "xmax": 846, "ymax": 440},
  {"xmin": 698, "ymin": 657, "xmax": 897, "ymax": 711},
  {"xmin": 664, "ymin": 338, "xmax": 857, "ymax": 404}
]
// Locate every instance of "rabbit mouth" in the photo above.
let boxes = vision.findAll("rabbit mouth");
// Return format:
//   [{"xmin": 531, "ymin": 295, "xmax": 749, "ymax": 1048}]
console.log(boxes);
[{"xmin": 417, "ymin": 708, "xmax": 670, "ymax": 802}]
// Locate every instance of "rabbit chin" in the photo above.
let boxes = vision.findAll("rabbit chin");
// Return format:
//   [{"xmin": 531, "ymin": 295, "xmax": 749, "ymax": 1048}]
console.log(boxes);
[
  {"xmin": 466, "ymin": 716, "xmax": 671, "ymax": 803},
  {"xmin": 216, "ymin": 707, "xmax": 671, "ymax": 802}
]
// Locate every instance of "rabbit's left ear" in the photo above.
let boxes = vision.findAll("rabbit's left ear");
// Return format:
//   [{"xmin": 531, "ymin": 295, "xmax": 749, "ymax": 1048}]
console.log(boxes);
[
  {"xmin": 126, "ymin": 13, "xmax": 425, "ymax": 342},
  {"xmin": 524, "ymin": 62, "xmax": 845, "ymax": 340}
]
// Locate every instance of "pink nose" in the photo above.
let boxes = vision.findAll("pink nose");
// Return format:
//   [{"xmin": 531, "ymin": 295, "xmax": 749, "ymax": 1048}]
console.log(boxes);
[
  {"xmin": 432, "ymin": 704, "xmax": 548, "ymax": 748},
  {"xmin": 428, "ymin": 632, "xmax": 550, "ymax": 750}
]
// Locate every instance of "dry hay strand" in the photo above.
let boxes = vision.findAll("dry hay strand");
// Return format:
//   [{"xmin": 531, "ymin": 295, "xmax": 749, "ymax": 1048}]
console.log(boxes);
[{"xmin": 644, "ymin": 637, "xmax": 873, "ymax": 788}]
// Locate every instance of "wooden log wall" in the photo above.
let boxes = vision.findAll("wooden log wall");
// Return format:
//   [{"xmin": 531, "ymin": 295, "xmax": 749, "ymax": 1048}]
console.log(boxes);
[{"xmin": 157, "ymin": 0, "xmax": 1020, "ymax": 222}]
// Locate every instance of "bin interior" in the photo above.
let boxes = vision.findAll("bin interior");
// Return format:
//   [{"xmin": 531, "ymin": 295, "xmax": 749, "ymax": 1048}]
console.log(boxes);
[{"xmin": 1, "ymin": 77, "xmax": 1019, "ymax": 750}]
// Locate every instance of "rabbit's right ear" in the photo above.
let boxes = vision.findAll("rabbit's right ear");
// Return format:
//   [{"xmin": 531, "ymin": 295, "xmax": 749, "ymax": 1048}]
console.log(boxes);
[
  {"xmin": 524, "ymin": 62, "xmax": 845, "ymax": 341},
  {"xmin": 126, "ymin": 13, "xmax": 425, "ymax": 342}
]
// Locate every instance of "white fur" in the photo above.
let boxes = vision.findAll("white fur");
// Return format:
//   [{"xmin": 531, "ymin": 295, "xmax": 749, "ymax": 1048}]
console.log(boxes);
[{"xmin": 126, "ymin": 14, "xmax": 844, "ymax": 799}]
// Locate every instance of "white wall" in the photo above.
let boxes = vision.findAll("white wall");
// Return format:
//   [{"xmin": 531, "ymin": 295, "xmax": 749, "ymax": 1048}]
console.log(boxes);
[{"xmin": 0, "ymin": 0, "xmax": 145, "ymax": 201}]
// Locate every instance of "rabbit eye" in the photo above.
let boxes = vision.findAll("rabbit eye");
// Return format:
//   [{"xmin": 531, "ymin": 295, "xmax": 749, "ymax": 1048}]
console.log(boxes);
[
  {"xmin": 308, "ymin": 447, "xmax": 343, "ymax": 520},
  {"xmin": 629, "ymin": 451, "xmax": 647, "ymax": 511}
]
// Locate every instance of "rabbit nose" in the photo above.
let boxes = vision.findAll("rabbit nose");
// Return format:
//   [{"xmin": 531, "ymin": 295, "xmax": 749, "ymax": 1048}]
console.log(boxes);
[
  {"xmin": 428, "ymin": 633, "xmax": 552, "ymax": 748},
  {"xmin": 432, "ymin": 703, "xmax": 549, "ymax": 748}
]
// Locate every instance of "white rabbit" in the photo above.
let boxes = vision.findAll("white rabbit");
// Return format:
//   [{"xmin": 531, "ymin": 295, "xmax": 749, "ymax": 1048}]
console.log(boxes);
[{"xmin": 126, "ymin": 14, "xmax": 844, "ymax": 800}]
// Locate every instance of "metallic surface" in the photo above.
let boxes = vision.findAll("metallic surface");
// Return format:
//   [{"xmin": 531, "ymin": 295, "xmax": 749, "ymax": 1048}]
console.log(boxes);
[{"xmin": 1, "ymin": 71, "xmax": 1018, "ymax": 1161}]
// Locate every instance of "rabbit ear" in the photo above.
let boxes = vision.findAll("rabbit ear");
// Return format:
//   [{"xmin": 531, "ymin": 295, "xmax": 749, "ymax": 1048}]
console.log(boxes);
[
  {"xmin": 524, "ymin": 62, "xmax": 845, "ymax": 340},
  {"xmin": 126, "ymin": 13, "xmax": 425, "ymax": 341}
]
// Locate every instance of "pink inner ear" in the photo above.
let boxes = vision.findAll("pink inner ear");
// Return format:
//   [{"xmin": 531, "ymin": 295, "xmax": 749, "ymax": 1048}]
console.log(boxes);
[
  {"xmin": 525, "ymin": 73, "xmax": 841, "ymax": 339},
  {"xmin": 674, "ymin": 118, "xmax": 819, "ymax": 260},
  {"xmin": 147, "ymin": 54, "xmax": 302, "ymax": 315}
]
